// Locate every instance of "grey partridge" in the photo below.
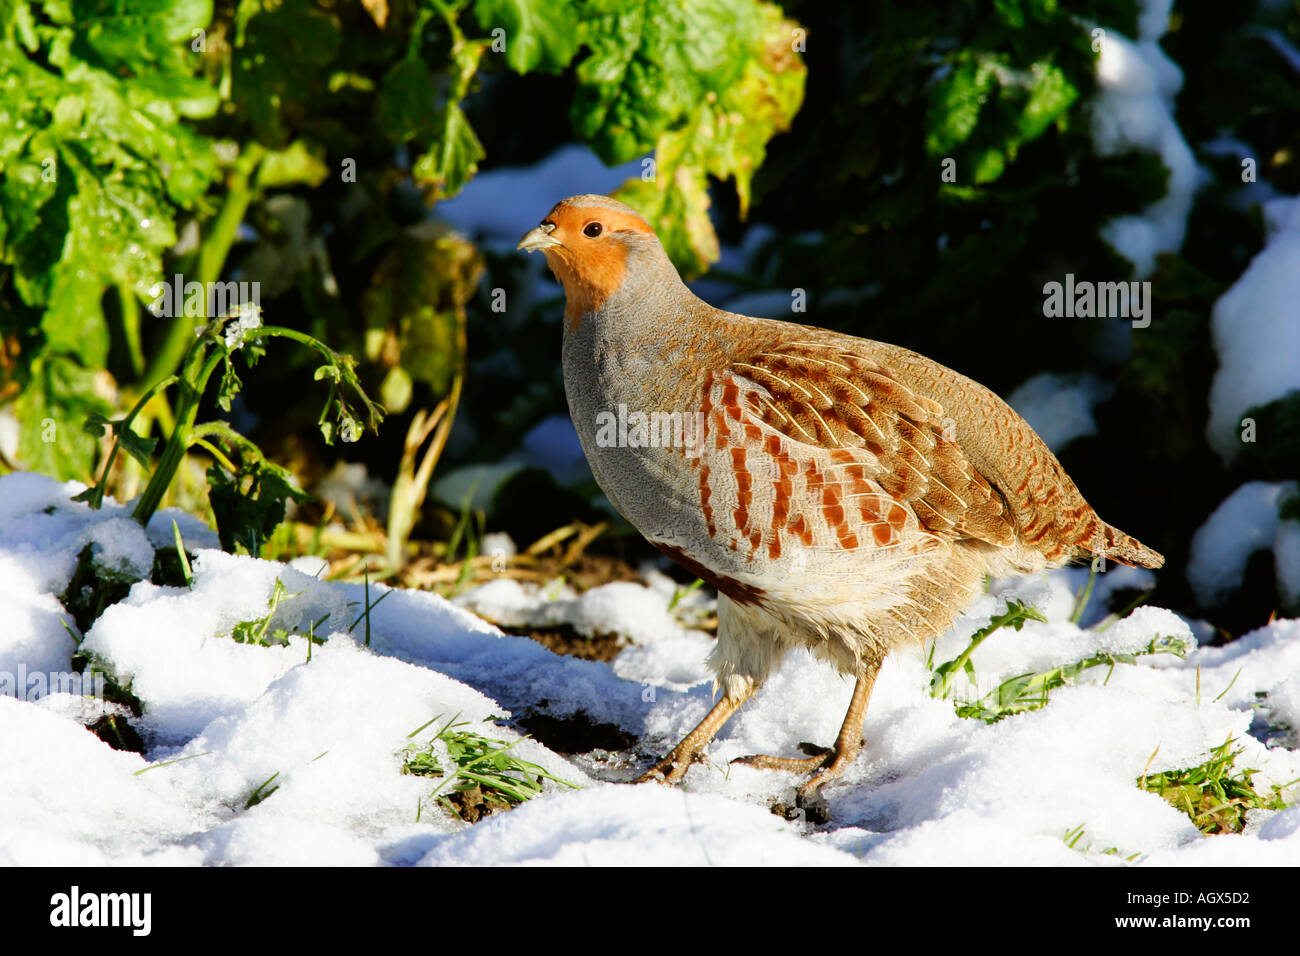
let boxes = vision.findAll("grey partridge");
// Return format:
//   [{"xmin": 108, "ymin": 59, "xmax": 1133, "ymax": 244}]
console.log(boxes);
[{"xmin": 518, "ymin": 194, "xmax": 1164, "ymax": 805}]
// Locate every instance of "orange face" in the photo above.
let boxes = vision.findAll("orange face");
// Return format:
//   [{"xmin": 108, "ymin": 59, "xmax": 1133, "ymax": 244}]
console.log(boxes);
[{"xmin": 521, "ymin": 201, "xmax": 655, "ymax": 328}]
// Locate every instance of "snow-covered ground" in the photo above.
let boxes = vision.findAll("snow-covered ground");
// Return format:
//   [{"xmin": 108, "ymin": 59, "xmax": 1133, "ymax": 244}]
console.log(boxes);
[
  {"xmin": 1205, "ymin": 196, "xmax": 1300, "ymax": 464},
  {"xmin": 1089, "ymin": 0, "xmax": 1201, "ymax": 279},
  {"xmin": 1188, "ymin": 481, "xmax": 1300, "ymax": 608},
  {"xmin": 2, "ymin": 471, "xmax": 1298, "ymax": 866}
]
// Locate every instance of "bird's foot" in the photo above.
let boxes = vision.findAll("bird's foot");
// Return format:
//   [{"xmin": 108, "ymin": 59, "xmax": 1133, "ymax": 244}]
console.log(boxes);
[
  {"xmin": 632, "ymin": 691, "xmax": 754, "ymax": 785},
  {"xmin": 634, "ymin": 744, "xmax": 708, "ymax": 785},
  {"xmin": 794, "ymin": 746, "xmax": 857, "ymax": 803},
  {"xmin": 730, "ymin": 741, "xmax": 831, "ymax": 773},
  {"xmin": 735, "ymin": 740, "xmax": 861, "ymax": 824}
]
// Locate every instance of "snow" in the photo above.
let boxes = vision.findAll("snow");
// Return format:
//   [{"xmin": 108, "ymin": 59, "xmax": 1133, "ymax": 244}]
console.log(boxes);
[
  {"xmin": 1007, "ymin": 372, "xmax": 1115, "ymax": 452},
  {"xmin": 415, "ymin": 786, "xmax": 855, "ymax": 866},
  {"xmin": 456, "ymin": 577, "xmax": 706, "ymax": 647},
  {"xmin": 1187, "ymin": 481, "xmax": 1298, "ymax": 605},
  {"xmin": 1205, "ymin": 197, "xmax": 1300, "ymax": 463},
  {"xmin": 1270, "ymin": 673, "xmax": 1300, "ymax": 745},
  {"xmin": 80, "ymin": 551, "xmax": 350, "ymax": 745},
  {"xmin": 1089, "ymin": 1, "xmax": 1202, "ymax": 277},
  {"xmin": 0, "ymin": 696, "xmax": 202, "ymax": 866},
  {"xmin": 0, "ymin": 552, "xmax": 78, "ymax": 680},
  {"xmin": 2, "ymin": 472, "xmax": 1298, "ymax": 866}
]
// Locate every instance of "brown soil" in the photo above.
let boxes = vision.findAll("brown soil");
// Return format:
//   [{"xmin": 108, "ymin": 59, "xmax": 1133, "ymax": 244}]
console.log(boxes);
[
  {"xmin": 515, "ymin": 710, "xmax": 636, "ymax": 755},
  {"xmin": 499, "ymin": 623, "xmax": 625, "ymax": 662},
  {"xmin": 442, "ymin": 784, "xmax": 513, "ymax": 824}
]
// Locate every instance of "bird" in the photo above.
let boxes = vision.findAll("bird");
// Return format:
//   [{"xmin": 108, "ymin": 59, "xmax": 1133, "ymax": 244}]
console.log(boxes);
[{"xmin": 518, "ymin": 194, "xmax": 1164, "ymax": 808}]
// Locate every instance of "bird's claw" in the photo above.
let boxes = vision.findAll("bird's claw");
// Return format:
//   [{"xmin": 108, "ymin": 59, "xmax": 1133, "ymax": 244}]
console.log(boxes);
[
  {"xmin": 737, "ymin": 739, "xmax": 862, "ymax": 824},
  {"xmin": 634, "ymin": 746, "xmax": 707, "ymax": 784}
]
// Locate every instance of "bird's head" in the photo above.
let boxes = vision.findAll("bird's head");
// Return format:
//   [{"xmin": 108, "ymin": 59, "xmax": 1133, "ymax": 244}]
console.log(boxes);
[{"xmin": 517, "ymin": 194, "xmax": 677, "ymax": 328}]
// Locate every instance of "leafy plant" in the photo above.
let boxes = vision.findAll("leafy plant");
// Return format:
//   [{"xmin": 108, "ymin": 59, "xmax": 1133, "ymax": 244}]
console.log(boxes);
[
  {"xmin": 244, "ymin": 771, "xmax": 281, "ymax": 809},
  {"xmin": 954, "ymin": 635, "xmax": 1189, "ymax": 723},
  {"xmin": 1061, "ymin": 822, "xmax": 1141, "ymax": 861},
  {"xmin": 74, "ymin": 310, "xmax": 382, "ymax": 555},
  {"xmin": 929, "ymin": 599, "xmax": 1047, "ymax": 701},
  {"xmin": 227, "ymin": 577, "xmax": 329, "ymax": 649},
  {"xmin": 604, "ymin": 0, "xmax": 806, "ymax": 273},
  {"xmin": 1138, "ymin": 738, "xmax": 1296, "ymax": 836},
  {"xmin": 59, "ymin": 542, "xmax": 142, "ymax": 634},
  {"xmin": 0, "ymin": 0, "xmax": 808, "ymax": 589},
  {"xmin": 0, "ymin": 0, "xmax": 221, "ymax": 479},
  {"xmin": 402, "ymin": 714, "xmax": 577, "ymax": 822}
]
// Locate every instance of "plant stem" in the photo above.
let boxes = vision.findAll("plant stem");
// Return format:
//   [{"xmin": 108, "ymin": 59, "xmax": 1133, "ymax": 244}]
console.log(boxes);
[
  {"xmin": 1069, "ymin": 563, "xmax": 1097, "ymax": 624},
  {"xmin": 132, "ymin": 344, "xmax": 225, "ymax": 525},
  {"xmin": 117, "ymin": 283, "xmax": 144, "ymax": 378},
  {"xmin": 78, "ymin": 373, "xmax": 178, "ymax": 509},
  {"xmin": 933, "ymin": 627, "xmax": 996, "ymax": 701},
  {"xmin": 140, "ymin": 142, "xmax": 265, "ymax": 390}
]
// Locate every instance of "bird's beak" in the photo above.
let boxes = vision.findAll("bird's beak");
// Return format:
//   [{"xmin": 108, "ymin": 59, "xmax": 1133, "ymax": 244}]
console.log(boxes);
[{"xmin": 517, "ymin": 222, "xmax": 562, "ymax": 253}]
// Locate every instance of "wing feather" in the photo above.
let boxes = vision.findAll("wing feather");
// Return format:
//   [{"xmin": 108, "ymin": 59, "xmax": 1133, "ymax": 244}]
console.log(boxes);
[{"xmin": 730, "ymin": 345, "xmax": 1016, "ymax": 548}]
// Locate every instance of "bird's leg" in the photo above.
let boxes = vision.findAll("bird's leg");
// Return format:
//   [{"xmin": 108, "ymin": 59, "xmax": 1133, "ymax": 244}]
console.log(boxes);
[
  {"xmin": 795, "ymin": 663, "xmax": 878, "ymax": 802},
  {"xmin": 635, "ymin": 686, "xmax": 754, "ymax": 785},
  {"xmin": 732, "ymin": 660, "xmax": 881, "ymax": 801}
]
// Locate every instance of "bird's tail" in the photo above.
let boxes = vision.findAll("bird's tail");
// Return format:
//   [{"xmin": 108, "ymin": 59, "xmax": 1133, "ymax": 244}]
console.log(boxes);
[{"xmin": 1081, "ymin": 518, "xmax": 1164, "ymax": 569}]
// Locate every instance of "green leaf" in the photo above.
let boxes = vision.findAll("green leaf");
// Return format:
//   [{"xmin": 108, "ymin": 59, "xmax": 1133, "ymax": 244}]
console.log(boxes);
[
  {"xmin": 12, "ymin": 1, "xmax": 40, "ymax": 51},
  {"xmin": 207, "ymin": 457, "xmax": 312, "ymax": 557},
  {"xmin": 412, "ymin": 104, "xmax": 485, "ymax": 202},
  {"xmin": 926, "ymin": 52, "xmax": 1077, "ymax": 186},
  {"xmin": 926, "ymin": 57, "xmax": 999, "ymax": 157},
  {"xmin": 605, "ymin": 2, "xmax": 805, "ymax": 275},
  {"xmin": 686, "ymin": 0, "xmax": 806, "ymax": 216},
  {"xmin": 217, "ymin": 354, "xmax": 243, "ymax": 412},
  {"xmin": 232, "ymin": 0, "xmax": 341, "ymax": 146},
  {"xmin": 13, "ymin": 355, "xmax": 110, "ymax": 481},
  {"xmin": 128, "ymin": 73, "xmax": 220, "ymax": 120},
  {"xmin": 116, "ymin": 424, "xmax": 159, "ymax": 468},
  {"xmin": 69, "ymin": 0, "xmax": 214, "ymax": 75},
  {"xmin": 972, "ymin": 148, "xmax": 1007, "ymax": 185},
  {"xmin": 376, "ymin": 58, "xmax": 437, "ymax": 144},
  {"xmin": 257, "ymin": 139, "xmax": 329, "ymax": 189},
  {"xmin": 474, "ymin": 0, "xmax": 580, "ymax": 74},
  {"xmin": 380, "ymin": 366, "xmax": 413, "ymax": 414},
  {"xmin": 362, "ymin": 225, "xmax": 482, "ymax": 401},
  {"xmin": 172, "ymin": 520, "xmax": 194, "ymax": 589},
  {"xmin": 571, "ymin": 0, "xmax": 763, "ymax": 165},
  {"xmin": 613, "ymin": 171, "xmax": 718, "ymax": 277},
  {"xmin": 82, "ymin": 410, "xmax": 158, "ymax": 468},
  {"xmin": 1017, "ymin": 62, "xmax": 1075, "ymax": 143}
]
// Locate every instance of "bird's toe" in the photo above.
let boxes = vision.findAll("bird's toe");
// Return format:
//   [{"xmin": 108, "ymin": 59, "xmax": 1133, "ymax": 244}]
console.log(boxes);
[{"xmin": 731, "ymin": 751, "xmax": 829, "ymax": 773}]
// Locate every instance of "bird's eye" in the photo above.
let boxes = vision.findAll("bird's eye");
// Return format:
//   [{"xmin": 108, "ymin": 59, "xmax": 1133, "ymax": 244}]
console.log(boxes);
[{"xmin": 583, "ymin": 222, "xmax": 603, "ymax": 238}]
